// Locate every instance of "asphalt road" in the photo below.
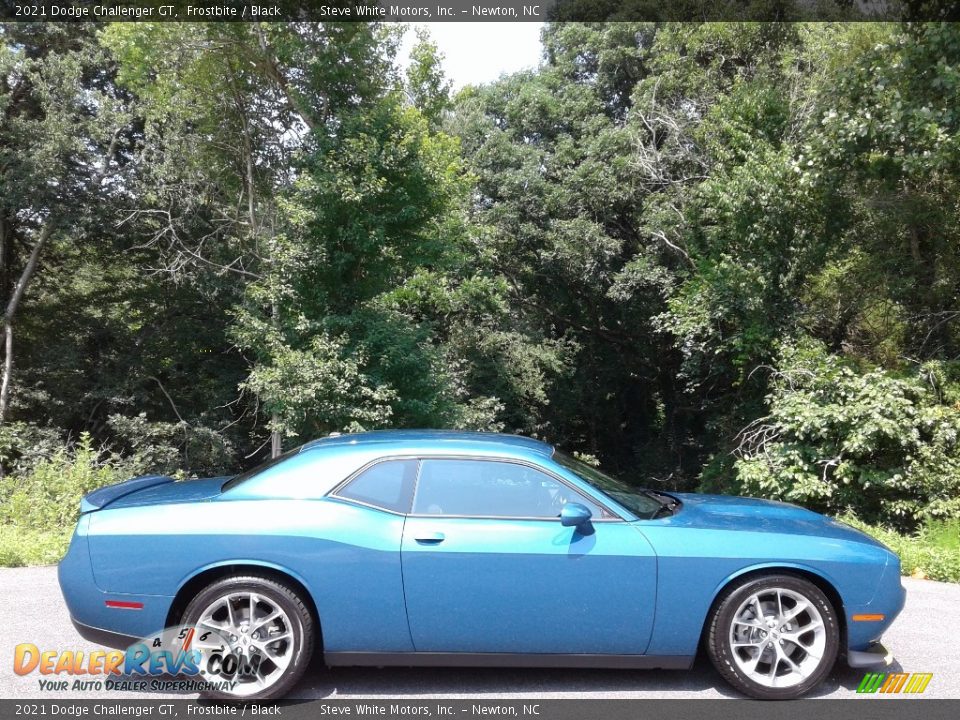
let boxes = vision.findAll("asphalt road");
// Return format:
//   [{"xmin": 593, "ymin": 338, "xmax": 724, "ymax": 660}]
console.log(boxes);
[{"xmin": 0, "ymin": 567, "xmax": 956, "ymax": 700}]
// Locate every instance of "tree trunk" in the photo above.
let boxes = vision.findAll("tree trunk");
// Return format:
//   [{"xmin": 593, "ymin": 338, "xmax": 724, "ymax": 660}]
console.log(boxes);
[
  {"xmin": 271, "ymin": 415, "xmax": 282, "ymax": 458},
  {"xmin": 0, "ymin": 221, "xmax": 55, "ymax": 430},
  {"xmin": 0, "ymin": 322, "xmax": 13, "ymax": 431},
  {"xmin": 233, "ymin": 84, "xmax": 282, "ymax": 459},
  {"xmin": 0, "ymin": 212, "xmax": 7, "ymax": 279},
  {"xmin": 270, "ymin": 299, "xmax": 282, "ymax": 458},
  {"xmin": 254, "ymin": 24, "xmax": 320, "ymax": 133}
]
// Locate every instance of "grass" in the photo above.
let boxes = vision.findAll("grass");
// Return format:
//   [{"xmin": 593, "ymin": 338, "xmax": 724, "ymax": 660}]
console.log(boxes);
[{"xmin": 922, "ymin": 518, "xmax": 960, "ymax": 553}]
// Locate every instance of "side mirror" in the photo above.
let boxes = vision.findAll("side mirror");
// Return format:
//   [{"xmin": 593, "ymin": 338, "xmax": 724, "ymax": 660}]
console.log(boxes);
[{"xmin": 560, "ymin": 502, "xmax": 593, "ymax": 528}]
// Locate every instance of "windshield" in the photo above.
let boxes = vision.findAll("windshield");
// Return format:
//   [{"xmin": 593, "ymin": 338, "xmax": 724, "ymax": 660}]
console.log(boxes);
[
  {"xmin": 553, "ymin": 451, "xmax": 665, "ymax": 519},
  {"xmin": 221, "ymin": 446, "xmax": 301, "ymax": 492}
]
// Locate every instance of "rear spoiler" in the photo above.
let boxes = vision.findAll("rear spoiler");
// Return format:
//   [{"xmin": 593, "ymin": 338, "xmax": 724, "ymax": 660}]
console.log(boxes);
[{"xmin": 80, "ymin": 475, "xmax": 174, "ymax": 513}]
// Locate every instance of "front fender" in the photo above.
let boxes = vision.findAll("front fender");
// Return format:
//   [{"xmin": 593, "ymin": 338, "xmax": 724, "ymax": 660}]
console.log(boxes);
[
  {"xmin": 638, "ymin": 523, "xmax": 892, "ymax": 656},
  {"xmin": 709, "ymin": 561, "xmax": 844, "ymax": 611},
  {"xmin": 845, "ymin": 554, "xmax": 906, "ymax": 652}
]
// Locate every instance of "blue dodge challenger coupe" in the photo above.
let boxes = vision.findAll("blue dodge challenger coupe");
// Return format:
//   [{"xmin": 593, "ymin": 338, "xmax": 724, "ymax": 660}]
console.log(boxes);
[{"xmin": 59, "ymin": 431, "xmax": 905, "ymax": 700}]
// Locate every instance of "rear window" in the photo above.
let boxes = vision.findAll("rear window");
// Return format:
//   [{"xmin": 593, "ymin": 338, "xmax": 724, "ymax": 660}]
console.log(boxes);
[{"xmin": 334, "ymin": 459, "xmax": 419, "ymax": 513}]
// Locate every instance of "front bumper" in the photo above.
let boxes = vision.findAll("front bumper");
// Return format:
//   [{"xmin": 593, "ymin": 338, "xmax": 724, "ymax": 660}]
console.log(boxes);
[
  {"xmin": 846, "ymin": 553, "xmax": 906, "ymax": 650},
  {"xmin": 848, "ymin": 641, "xmax": 893, "ymax": 668}
]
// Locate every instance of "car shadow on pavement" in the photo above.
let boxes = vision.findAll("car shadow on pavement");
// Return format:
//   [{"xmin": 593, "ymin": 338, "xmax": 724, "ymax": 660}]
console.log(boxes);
[
  {"xmin": 291, "ymin": 654, "xmax": 904, "ymax": 700},
  {"xmin": 290, "ymin": 654, "xmax": 746, "ymax": 700},
  {"xmin": 97, "ymin": 655, "xmax": 897, "ymax": 700},
  {"xmin": 812, "ymin": 659, "xmax": 905, "ymax": 698}
]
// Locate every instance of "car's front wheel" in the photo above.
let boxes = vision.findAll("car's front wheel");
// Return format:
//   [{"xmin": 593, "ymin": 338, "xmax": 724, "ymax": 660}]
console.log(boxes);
[
  {"xmin": 707, "ymin": 574, "xmax": 839, "ymax": 699},
  {"xmin": 181, "ymin": 574, "xmax": 315, "ymax": 700}
]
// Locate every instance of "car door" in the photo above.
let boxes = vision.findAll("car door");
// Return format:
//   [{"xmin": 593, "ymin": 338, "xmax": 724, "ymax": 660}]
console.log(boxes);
[{"xmin": 400, "ymin": 457, "xmax": 657, "ymax": 655}]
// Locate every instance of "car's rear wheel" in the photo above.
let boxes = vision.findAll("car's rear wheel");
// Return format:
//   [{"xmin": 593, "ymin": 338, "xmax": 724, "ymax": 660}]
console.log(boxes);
[
  {"xmin": 707, "ymin": 574, "xmax": 839, "ymax": 699},
  {"xmin": 181, "ymin": 575, "xmax": 315, "ymax": 700}
]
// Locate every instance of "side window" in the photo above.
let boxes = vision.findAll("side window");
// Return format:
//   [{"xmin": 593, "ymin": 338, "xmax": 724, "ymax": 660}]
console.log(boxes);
[
  {"xmin": 412, "ymin": 459, "xmax": 604, "ymax": 518},
  {"xmin": 336, "ymin": 459, "xmax": 418, "ymax": 513}
]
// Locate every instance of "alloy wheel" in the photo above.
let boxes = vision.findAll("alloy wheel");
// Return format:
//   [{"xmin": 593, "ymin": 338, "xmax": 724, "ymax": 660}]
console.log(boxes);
[
  {"xmin": 193, "ymin": 591, "xmax": 295, "ymax": 697},
  {"xmin": 728, "ymin": 587, "xmax": 828, "ymax": 689}
]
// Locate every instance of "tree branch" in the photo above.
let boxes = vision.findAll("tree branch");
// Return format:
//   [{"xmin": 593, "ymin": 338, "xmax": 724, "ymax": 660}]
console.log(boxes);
[{"xmin": 253, "ymin": 24, "xmax": 319, "ymax": 132}]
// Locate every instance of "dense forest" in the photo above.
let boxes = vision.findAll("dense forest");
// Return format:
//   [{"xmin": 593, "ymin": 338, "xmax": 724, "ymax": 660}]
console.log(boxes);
[{"xmin": 2, "ymin": 21, "xmax": 959, "ymax": 537}]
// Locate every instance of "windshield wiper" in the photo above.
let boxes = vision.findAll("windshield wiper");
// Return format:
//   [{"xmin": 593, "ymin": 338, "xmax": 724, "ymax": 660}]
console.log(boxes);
[{"xmin": 645, "ymin": 490, "xmax": 681, "ymax": 519}]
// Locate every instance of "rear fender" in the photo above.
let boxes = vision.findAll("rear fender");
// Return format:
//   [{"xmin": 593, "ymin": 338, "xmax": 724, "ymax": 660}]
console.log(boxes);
[
  {"xmin": 58, "ymin": 515, "xmax": 172, "ymax": 639},
  {"xmin": 173, "ymin": 558, "xmax": 313, "ymax": 600}
]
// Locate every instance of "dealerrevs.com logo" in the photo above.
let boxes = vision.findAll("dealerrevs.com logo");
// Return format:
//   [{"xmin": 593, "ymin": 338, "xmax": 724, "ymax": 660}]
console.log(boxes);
[
  {"xmin": 857, "ymin": 672, "xmax": 934, "ymax": 695},
  {"xmin": 13, "ymin": 625, "xmax": 258, "ymax": 693}
]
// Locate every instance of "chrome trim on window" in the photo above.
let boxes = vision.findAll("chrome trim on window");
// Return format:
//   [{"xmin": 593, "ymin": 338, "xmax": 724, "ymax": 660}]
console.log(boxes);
[
  {"xmin": 327, "ymin": 453, "xmax": 626, "ymax": 522},
  {"xmin": 328, "ymin": 456, "xmax": 420, "ymax": 514}
]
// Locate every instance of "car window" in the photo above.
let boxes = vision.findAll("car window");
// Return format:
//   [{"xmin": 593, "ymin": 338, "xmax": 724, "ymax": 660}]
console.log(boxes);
[
  {"xmin": 336, "ymin": 459, "xmax": 418, "ymax": 513},
  {"xmin": 412, "ymin": 459, "xmax": 604, "ymax": 518}
]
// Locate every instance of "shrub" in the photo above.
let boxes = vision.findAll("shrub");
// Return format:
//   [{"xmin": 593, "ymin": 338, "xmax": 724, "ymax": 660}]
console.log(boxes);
[
  {"xmin": 106, "ymin": 413, "xmax": 235, "ymax": 478},
  {"xmin": 726, "ymin": 339, "xmax": 960, "ymax": 530},
  {"xmin": 0, "ymin": 433, "xmax": 129, "ymax": 566},
  {"xmin": 0, "ymin": 420, "xmax": 235, "ymax": 569},
  {"xmin": 0, "ymin": 422, "xmax": 66, "ymax": 476},
  {"xmin": 0, "ymin": 526, "xmax": 70, "ymax": 567},
  {"xmin": 0, "ymin": 433, "xmax": 125, "ymax": 532}
]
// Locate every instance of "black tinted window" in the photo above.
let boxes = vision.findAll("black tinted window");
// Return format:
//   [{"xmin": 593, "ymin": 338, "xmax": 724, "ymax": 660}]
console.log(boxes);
[
  {"xmin": 337, "ymin": 459, "xmax": 418, "ymax": 513},
  {"xmin": 412, "ymin": 459, "xmax": 602, "ymax": 518}
]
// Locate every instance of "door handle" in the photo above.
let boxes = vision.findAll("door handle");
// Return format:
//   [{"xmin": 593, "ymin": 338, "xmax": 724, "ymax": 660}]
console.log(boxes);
[{"xmin": 414, "ymin": 531, "xmax": 446, "ymax": 544}]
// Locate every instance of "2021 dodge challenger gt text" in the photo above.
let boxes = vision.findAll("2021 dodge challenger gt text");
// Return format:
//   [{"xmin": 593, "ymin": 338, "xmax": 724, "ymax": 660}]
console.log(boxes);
[{"xmin": 58, "ymin": 431, "xmax": 905, "ymax": 700}]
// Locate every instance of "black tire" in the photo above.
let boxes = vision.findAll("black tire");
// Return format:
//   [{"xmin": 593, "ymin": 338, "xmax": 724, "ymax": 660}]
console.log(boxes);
[
  {"xmin": 707, "ymin": 574, "xmax": 839, "ymax": 699},
  {"xmin": 181, "ymin": 575, "xmax": 315, "ymax": 701}
]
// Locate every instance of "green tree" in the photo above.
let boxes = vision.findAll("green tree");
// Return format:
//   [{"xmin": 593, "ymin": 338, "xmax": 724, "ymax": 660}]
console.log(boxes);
[
  {"xmin": 451, "ymin": 23, "xmax": 703, "ymax": 478},
  {"xmin": 105, "ymin": 22, "xmax": 504, "ymax": 453},
  {"xmin": 0, "ymin": 24, "xmax": 129, "ymax": 434},
  {"xmin": 406, "ymin": 28, "xmax": 453, "ymax": 129},
  {"xmin": 232, "ymin": 55, "xmax": 495, "ymax": 440}
]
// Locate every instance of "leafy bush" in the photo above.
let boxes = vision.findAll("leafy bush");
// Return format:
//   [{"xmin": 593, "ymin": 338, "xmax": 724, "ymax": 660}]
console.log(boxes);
[
  {"xmin": 0, "ymin": 433, "xmax": 127, "ymax": 566},
  {"xmin": 0, "ymin": 434, "xmax": 124, "ymax": 531},
  {"xmin": 839, "ymin": 514, "xmax": 960, "ymax": 583},
  {"xmin": 0, "ymin": 422, "xmax": 67, "ymax": 476},
  {"xmin": 726, "ymin": 340, "xmax": 960, "ymax": 529},
  {"xmin": 105, "ymin": 413, "xmax": 236, "ymax": 479}
]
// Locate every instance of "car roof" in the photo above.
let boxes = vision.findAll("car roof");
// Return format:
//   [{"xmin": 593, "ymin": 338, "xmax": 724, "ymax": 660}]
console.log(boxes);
[{"xmin": 300, "ymin": 430, "xmax": 554, "ymax": 459}]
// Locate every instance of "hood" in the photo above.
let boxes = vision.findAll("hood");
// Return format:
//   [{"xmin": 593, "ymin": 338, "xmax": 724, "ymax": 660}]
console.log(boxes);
[
  {"xmin": 84, "ymin": 476, "xmax": 227, "ymax": 511},
  {"xmin": 667, "ymin": 492, "xmax": 888, "ymax": 548}
]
